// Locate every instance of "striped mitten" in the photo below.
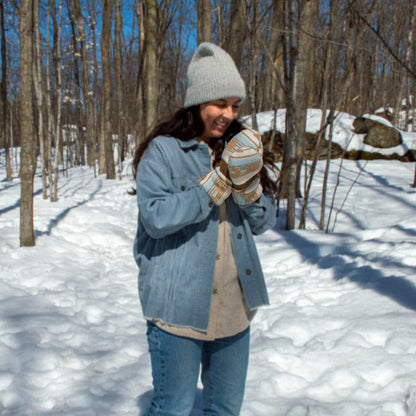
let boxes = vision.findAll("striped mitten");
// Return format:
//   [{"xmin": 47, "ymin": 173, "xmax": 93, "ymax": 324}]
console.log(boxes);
[
  {"xmin": 232, "ymin": 174, "xmax": 263, "ymax": 205},
  {"xmin": 222, "ymin": 128, "xmax": 263, "ymax": 185},
  {"xmin": 222, "ymin": 129, "xmax": 263, "ymax": 205},
  {"xmin": 198, "ymin": 165, "xmax": 232, "ymax": 206}
]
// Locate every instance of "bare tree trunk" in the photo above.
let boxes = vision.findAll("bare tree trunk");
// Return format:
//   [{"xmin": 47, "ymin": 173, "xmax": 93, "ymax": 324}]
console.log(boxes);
[
  {"xmin": 45, "ymin": 0, "xmax": 53, "ymax": 200},
  {"xmin": 412, "ymin": 83, "xmax": 416, "ymax": 133},
  {"xmin": 87, "ymin": 0, "xmax": 99, "ymax": 175},
  {"xmin": 320, "ymin": 0, "xmax": 341, "ymax": 230},
  {"xmin": 247, "ymin": 0, "xmax": 259, "ymax": 131},
  {"xmin": 144, "ymin": 0, "xmax": 158, "ymax": 135},
  {"xmin": 0, "ymin": 0, "xmax": 12, "ymax": 181},
  {"xmin": 281, "ymin": 0, "xmax": 297, "ymax": 230},
  {"xmin": 262, "ymin": 0, "xmax": 284, "ymax": 112},
  {"xmin": 413, "ymin": 161, "xmax": 416, "ymax": 188},
  {"xmin": 115, "ymin": 0, "xmax": 124, "ymax": 178},
  {"xmin": 391, "ymin": 5, "xmax": 403, "ymax": 128},
  {"xmin": 11, "ymin": 108, "xmax": 17, "ymax": 170},
  {"xmin": 225, "ymin": 0, "xmax": 247, "ymax": 68},
  {"xmin": 299, "ymin": 89, "xmax": 333, "ymax": 230},
  {"xmin": 67, "ymin": 0, "xmax": 84, "ymax": 166},
  {"xmin": 296, "ymin": 0, "xmax": 319, "ymax": 229},
  {"xmin": 313, "ymin": 0, "xmax": 379, "ymax": 229},
  {"xmin": 410, "ymin": 0, "xmax": 416, "ymax": 185},
  {"xmin": 19, "ymin": 0, "xmax": 36, "ymax": 246},
  {"xmin": 69, "ymin": 0, "xmax": 96, "ymax": 168},
  {"xmin": 33, "ymin": 0, "xmax": 48, "ymax": 199},
  {"xmin": 317, "ymin": 0, "xmax": 335, "ymax": 230},
  {"xmin": 215, "ymin": 1, "xmax": 225, "ymax": 46},
  {"xmin": 197, "ymin": 0, "xmax": 212, "ymax": 44},
  {"xmin": 50, "ymin": 0, "xmax": 63, "ymax": 202},
  {"xmin": 335, "ymin": 0, "xmax": 379, "ymax": 111},
  {"xmin": 404, "ymin": 2, "xmax": 415, "ymax": 127},
  {"xmin": 135, "ymin": 2, "xmax": 146, "ymax": 144},
  {"xmin": 101, "ymin": 0, "xmax": 115, "ymax": 179}
]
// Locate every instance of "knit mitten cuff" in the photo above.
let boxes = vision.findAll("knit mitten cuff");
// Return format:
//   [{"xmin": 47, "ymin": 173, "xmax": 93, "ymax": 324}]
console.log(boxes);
[
  {"xmin": 198, "ymin": 168, "xmax": 232, "ymax": 206},
  {"xmin": 232, "ymin": 176, "xmax": 263, "ymax": 206}
]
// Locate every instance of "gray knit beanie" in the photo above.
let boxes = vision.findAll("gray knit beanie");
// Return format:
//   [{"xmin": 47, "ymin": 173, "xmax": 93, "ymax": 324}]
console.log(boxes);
[{"xmin": 184, "ymin": 42, "xmax": 246, "ymax": 108}]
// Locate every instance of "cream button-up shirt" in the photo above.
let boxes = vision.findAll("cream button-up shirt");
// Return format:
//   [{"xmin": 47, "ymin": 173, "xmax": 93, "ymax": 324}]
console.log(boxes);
[{"xmin": 156, "ymin": 202, "xmax": 256, "ymax": 340}]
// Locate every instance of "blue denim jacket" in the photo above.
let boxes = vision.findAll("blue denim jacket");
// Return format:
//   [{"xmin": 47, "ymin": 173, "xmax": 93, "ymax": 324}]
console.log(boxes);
[{"xmin": 134, "ymin": 135, "xmax": 277, "ymax": 331}]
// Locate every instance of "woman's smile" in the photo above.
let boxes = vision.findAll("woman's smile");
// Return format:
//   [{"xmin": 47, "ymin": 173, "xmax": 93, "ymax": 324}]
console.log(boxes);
[{"xmin": 200, "ymin": 97, "xmax": 241, "ymax": 142}]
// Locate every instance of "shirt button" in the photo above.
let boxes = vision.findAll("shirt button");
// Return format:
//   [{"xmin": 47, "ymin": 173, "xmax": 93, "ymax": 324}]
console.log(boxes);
[
  {"xmin": 216, "ymin": 253, "xmax": 220, "ymax": 260},
  {"xmin": 181, "ymin": 185, "xmax": 186, "ymax": 191},
  {"xmin": 246, "ymin": 269, "xmax": 251, "ymax": 275},
  {"xmin": 213, "ymin": 288, "xmax": 218, "ymax": 294},
  {"xmin": 237, "ymin": 233, "xmax": 242, "ymax": 239},
  {"xmin": 208, "ymin": 202, "xmax": 214, "ymax": 208}
]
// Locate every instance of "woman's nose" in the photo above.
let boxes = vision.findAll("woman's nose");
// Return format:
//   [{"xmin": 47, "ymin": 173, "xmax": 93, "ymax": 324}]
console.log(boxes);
[{"xmin": 222, "ymin": 105, "xmax": 234, "ymax": 120}]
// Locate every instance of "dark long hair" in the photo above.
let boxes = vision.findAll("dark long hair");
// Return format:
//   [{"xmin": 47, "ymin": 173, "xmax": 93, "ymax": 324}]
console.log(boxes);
[{"xmin": 130, "ymin": 106, "xmax": 279, "ymax": 197}]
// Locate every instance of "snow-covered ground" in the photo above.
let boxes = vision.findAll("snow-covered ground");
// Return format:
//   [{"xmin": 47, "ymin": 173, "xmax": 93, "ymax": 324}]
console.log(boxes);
[
  {"xmin": 245, "ymin": 109, "xmax": 416, "ymax": 158},
  {"xmin": 1, "ymin": 113, "xmax": 416, "ymax": 415}
]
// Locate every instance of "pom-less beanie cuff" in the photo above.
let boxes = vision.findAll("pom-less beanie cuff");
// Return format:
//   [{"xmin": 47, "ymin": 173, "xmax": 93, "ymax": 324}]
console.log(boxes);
[{"xmin": 184, "ymin": 42, "xmax": 246, "ymax": 108}]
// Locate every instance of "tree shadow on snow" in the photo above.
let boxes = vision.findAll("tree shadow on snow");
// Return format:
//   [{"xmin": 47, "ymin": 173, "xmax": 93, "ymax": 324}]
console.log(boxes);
[
  {"xmin": 0, "ymin": 187, "xmax": 44, "ymax": 216},
  {"xmin": 274, "ymin": 226, "xmax": 416, "ymax": 312},
  {"xmin": 136, "ymin": 388, "xmax": 203, "ymax": 415},
  {"xmin": 34, "ymin": 180, "xmax": 103, "ymax": 237},
  {"xmin": 356, "ymin": 160, "xmax": 416, "ymax": 193}
]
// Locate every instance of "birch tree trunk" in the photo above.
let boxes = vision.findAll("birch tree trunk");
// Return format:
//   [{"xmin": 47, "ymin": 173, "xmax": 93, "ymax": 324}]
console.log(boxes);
[{"xmin": 19, "ymin": 0, "xmax": 36, "ymax": 246}]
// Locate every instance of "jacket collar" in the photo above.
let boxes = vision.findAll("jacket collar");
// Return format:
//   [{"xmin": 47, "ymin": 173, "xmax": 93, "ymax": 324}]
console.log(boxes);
[{"xmin": 178, "ymin": 138, "xmax": 207, "ymax": 149}]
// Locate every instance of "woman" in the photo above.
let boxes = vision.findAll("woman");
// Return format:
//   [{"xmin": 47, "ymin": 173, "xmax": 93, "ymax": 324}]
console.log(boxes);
[{"xmin": 132, "ymin": 43, "xmax": 278, "ymax": 416}]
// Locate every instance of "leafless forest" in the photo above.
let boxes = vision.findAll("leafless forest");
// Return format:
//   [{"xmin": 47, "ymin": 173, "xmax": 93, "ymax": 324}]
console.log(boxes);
[{"xmin": 1, "ymin": 0, "xmax": 415, "ymax": 245}]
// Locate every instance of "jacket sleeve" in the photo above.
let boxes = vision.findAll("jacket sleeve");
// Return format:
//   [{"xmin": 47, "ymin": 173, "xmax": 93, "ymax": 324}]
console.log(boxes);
[
  {"xmin": 136, "ymin": 140, "xmax": 214, "ymax": 239},
  {"xmin": 238, "ymin": 193, "xmax": 277, "ymax": 235}
]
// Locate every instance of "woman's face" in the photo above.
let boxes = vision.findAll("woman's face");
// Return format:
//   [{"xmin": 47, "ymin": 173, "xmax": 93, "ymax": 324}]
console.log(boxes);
[{"xmin": 199, "ymin": 97, "xmax": 241, "ymax": 142}]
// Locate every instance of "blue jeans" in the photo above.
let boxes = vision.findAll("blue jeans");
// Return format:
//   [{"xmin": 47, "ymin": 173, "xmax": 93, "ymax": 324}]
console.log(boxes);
[{"xmin": 145, "ymin": 321, "xmax": 250, "ymax": 416}]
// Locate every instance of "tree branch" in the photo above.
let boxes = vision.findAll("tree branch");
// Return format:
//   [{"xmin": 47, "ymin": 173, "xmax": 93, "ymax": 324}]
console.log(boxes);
[{"xmin": 348, "ymin": 1, "xmax": 416, "ymax": 79}]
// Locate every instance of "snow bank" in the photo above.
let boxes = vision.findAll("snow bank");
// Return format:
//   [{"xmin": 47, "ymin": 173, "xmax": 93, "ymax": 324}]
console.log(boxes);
[{"xmin": 243, "ymin": 109, "xmax": 416, "ymax": 157}]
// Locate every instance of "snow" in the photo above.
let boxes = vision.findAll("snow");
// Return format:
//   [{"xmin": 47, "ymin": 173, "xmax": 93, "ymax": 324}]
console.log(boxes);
[
  {"xmin": 245, "ymin": 109, "xmax": 416, "ymax": 157},
  {"xmin": 1, "ymin": 112, "xmax": 416, "ymax": 415}
]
